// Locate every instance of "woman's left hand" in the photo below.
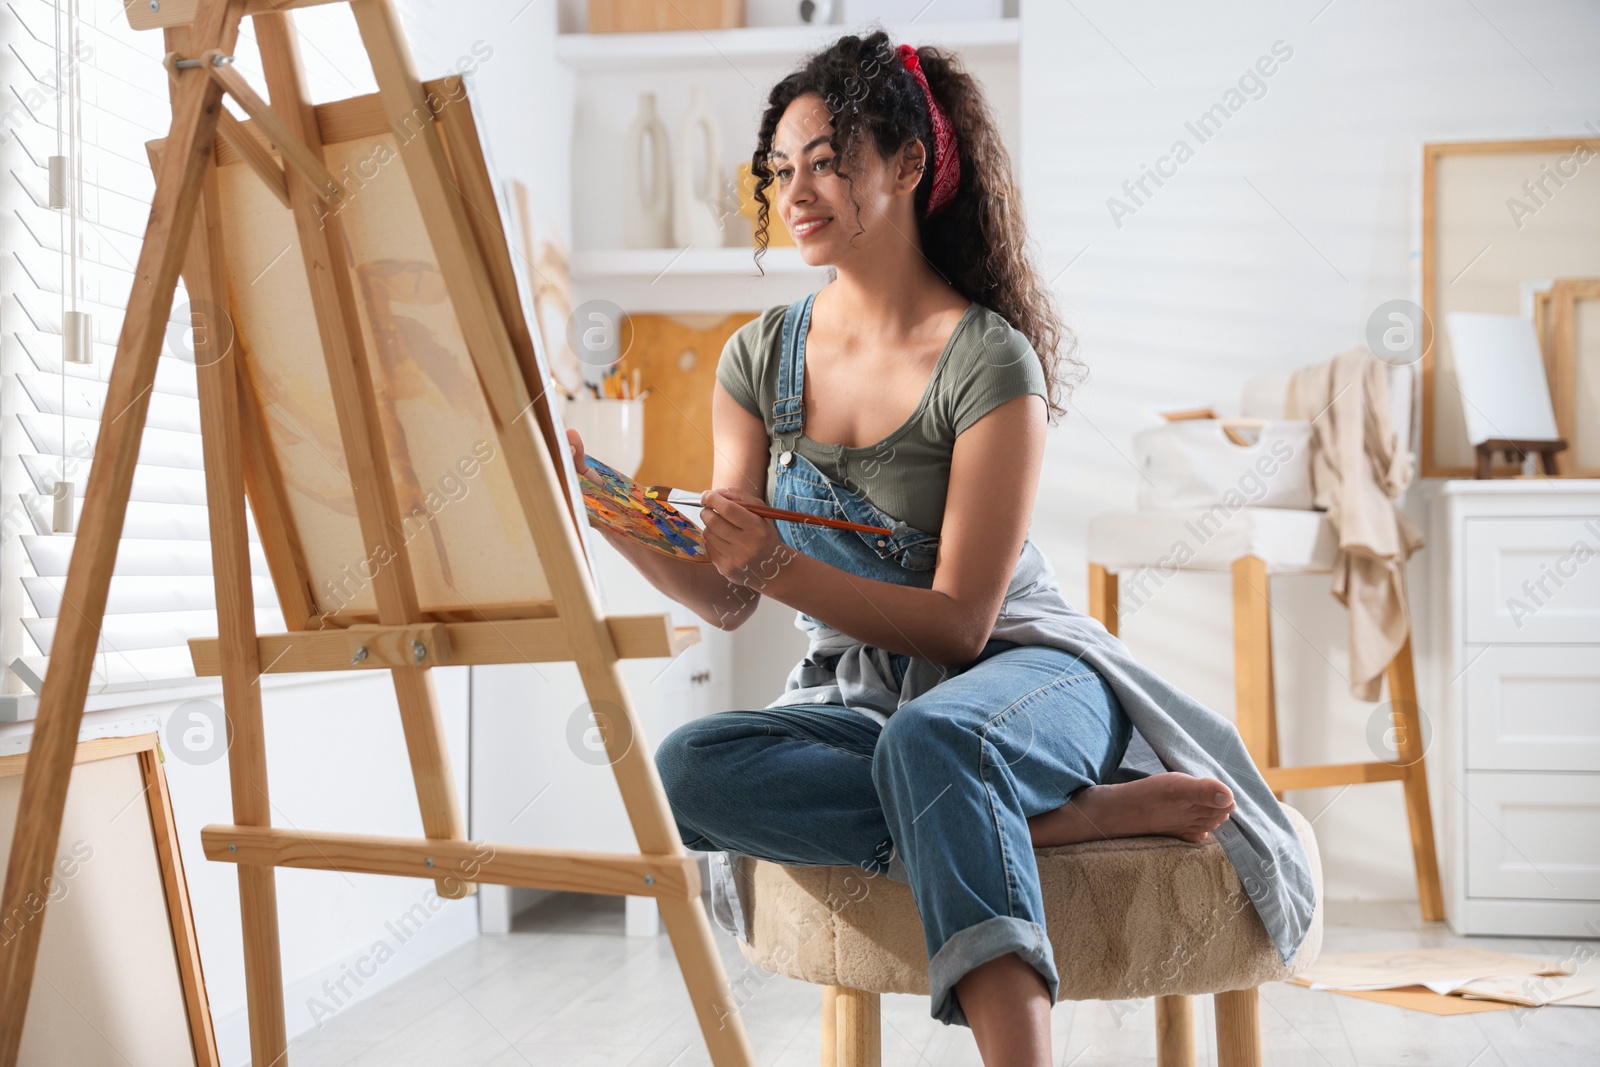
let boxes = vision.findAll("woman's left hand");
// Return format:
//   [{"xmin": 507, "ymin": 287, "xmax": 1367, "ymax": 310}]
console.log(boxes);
[{"xmin": 700, "ymin": 487, "xmax": 793, "ymax": 587}]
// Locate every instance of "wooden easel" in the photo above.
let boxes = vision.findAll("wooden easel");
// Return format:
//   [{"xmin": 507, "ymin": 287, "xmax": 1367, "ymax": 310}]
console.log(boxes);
[
  {"xmin": 1473, "ymin": 437, "xmax": 1566, "ymax": 478},
  {"xmin": 0, "ymin": 2, "xmax": 755, "ymax": 1064}
]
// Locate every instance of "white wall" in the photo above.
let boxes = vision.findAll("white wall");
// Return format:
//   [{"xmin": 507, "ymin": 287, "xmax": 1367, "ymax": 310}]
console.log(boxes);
[
  {"xmin": 1018, "ymin": 0, "xmax": 1599, "ymax": 898},
  {"xmin": 400, "ymin": 0, "xmax": 574, "ymax": 265}
]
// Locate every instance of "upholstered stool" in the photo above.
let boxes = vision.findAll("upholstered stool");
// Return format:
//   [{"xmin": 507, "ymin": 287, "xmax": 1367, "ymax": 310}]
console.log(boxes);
[{"xmin": 733, "ymin": 803, "xmax": 1322, "ymax": 1067}]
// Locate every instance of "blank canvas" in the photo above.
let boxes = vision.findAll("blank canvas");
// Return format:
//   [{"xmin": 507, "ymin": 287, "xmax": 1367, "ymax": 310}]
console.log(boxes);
[{"xmin": 1444, "ymin": 312, "xmax": 1560, "ymax": 446}]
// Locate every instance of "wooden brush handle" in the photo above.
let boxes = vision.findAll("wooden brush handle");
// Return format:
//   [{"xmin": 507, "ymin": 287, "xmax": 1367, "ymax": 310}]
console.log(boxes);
[
  {"xmin": 654, "ymin": 487, "xmax": 893, "ymax": 537},
  {"xmin": 740, "ymin": 504, "xmax": 893, "ymax": 537}
]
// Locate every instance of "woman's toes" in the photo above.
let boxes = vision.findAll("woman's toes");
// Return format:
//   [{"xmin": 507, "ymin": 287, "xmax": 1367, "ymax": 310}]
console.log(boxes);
[{"xmin": 1200, "ymin": 778, "xmax": 1234, "ymax": 808}]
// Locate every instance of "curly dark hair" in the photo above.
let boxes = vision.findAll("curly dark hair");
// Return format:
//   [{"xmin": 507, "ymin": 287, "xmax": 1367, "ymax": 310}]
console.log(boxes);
[{"xmin": 748, "ymin": 27, "xmax": 1082, "ymax": 420}]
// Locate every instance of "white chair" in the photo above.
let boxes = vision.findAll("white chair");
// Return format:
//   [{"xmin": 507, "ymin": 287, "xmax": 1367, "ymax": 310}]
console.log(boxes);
[{"xmin": 1085, "ymin": 364, "xmax": 1444, "ymax": 921}]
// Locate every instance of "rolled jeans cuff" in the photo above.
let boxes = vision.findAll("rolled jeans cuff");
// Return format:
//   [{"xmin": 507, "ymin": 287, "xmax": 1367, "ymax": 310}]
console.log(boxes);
[{"xmin": 926, "ymin": 915, "xmax": 1059, "ymax": 1028}]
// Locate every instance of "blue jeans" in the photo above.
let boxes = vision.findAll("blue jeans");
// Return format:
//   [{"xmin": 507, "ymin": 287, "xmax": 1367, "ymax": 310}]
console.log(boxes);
[{"xmin": 653, "ymin": 644, "xmax": 1134, "ymax": 1028}]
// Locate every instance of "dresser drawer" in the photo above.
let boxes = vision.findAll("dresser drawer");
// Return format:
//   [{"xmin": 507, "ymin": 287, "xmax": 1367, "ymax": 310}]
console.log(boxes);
[
  {"xmin": 1464, "ymin": 517, "xmax": 1600, "ymax": 643},
  {"xmin": 1465, "ymin": 771, "xmax": 1600, "ymax": 900},
  {"xmin": 1464, "ymin": 646, "xmax": 1600, "ymax": 771}
]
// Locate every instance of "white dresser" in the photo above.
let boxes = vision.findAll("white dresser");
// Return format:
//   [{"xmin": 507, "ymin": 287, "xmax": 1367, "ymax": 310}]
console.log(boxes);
[{"xmin": 1428, "ymin": 480, "xmax": 1600, "ymax": 938}]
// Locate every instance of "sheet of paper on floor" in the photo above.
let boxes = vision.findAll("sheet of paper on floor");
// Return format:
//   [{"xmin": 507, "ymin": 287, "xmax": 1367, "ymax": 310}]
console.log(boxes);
[
  {"xmin": 1288, "ymin": 946, "xmax": 1600, "ymax": 1013},
  {"xmin": 1290, "ymin": 947, "xmax": 1569, "ymax": 990}
]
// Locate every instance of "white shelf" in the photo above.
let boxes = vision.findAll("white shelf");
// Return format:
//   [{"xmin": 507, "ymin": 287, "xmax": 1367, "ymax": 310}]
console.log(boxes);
[
  {"xmin": 555, "ymin": 19, "xmax": 1020, "ymax": 72},
  {"xmin": 571, "ymin": 246, "xmax": 825, "ymax": 280}
]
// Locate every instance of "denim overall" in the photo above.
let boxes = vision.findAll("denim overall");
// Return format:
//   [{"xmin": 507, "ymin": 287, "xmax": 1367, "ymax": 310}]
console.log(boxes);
[{"xmin": 654, "ymin": 291, "xmax": 1135, "ymax": 1028}]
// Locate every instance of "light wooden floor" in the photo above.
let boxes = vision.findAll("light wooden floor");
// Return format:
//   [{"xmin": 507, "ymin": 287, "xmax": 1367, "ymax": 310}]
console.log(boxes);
[{"xmin": 285, "ymin": 884, "xmax": 1600, "ymax": 1066}]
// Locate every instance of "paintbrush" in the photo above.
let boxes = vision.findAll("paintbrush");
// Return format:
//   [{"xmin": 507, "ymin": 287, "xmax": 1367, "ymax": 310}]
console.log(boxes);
[{"xmin": 646, "ymin": 486, "xmax": 894, "ymax": 537}]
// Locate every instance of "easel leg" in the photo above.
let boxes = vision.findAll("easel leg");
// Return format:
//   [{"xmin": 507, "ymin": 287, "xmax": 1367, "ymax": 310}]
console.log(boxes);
[
  {"xmin": 390, "ymin": 667, "xmax": 471, "ymax": 896},
  {"xmin": 0, "ymin": 6, "xmax": 247, "ymax": 1062},
  {"xmin": 1386, "ymin": 637, "xmax": 1445, "ymax": 922},
  {"xmin": 180, "ymin": 76, "xmax": 288, "ymax": 1063},
  {"xmin": 582, "ymin": 661, "xmax": 756, "ymax": 1067}
]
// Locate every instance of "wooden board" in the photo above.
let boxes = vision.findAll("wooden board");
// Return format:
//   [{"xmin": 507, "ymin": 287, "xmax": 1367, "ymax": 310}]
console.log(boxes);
[
  {"xmin": 1421, "ymin": 138, "xmax": 1600, "ymax": 477},
  {"xmin": 588, "ymin": 0, "xmax": 743, "ymax": 33},
  {"xmin": 620, "ymin": 312, "xmax": 758, "ymax": 491},
  {"xmin": 0, "ymin": 735, "xmax": 216, "ymax": 1066}
]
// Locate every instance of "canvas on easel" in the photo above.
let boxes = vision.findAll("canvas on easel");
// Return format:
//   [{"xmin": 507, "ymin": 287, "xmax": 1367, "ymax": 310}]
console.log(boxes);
[{"xmin": 0, "ymin": 2, "xmax": 756, "ymax": 1065}]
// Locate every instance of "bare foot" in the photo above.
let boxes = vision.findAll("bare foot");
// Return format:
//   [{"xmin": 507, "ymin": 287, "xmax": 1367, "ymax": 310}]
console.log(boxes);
[{"xmin": 1027, "ymin": 772, "xmax": 1236, "ymax": 847}]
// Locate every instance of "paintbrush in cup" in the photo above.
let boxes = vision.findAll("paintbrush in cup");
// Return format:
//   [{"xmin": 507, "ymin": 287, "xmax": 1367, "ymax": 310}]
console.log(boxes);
[{"xmin": 646, "ymin": 486, "xmax": 894, "ymax": 537}]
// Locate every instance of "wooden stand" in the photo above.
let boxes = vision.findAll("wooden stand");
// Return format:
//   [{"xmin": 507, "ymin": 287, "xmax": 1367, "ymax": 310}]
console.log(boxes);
[
  {"xmin": 1474, "ymin": 438, "xmax": 1567, "ymax": 478},
  {"xmin": 1088, "ymin": 558, "xmax": 1445, "ymax": 922},
  {"xmin": 0, "ymin": 3, "xmax": 755, "ymax": 1064}
]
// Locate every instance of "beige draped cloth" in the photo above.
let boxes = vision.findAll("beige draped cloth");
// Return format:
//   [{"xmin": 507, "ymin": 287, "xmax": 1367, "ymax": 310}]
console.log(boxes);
[{"xmin": 1286, "ymin": 347, "xmax": 1423, "ymax": 700}]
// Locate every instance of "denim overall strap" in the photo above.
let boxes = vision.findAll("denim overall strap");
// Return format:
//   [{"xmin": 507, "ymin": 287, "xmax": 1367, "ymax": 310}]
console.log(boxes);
[{"xmin": 771, "ymin": 292, "xmax": 815, "ymax": 439}]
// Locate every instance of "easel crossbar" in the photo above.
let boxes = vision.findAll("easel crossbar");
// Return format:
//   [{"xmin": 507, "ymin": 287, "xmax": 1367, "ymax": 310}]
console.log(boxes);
[
  {"xmin": 186, "ymin": 614, "xmax": 701, "ymax": 674},
  {"xmin": 199, "ymin": 825, "xmax": 701, "ymax": 899}
]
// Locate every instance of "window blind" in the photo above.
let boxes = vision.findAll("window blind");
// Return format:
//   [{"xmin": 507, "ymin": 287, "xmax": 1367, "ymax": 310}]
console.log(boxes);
[{"xmin": 0, "ymin": 0, "xmax": 377, "ymax": 699}]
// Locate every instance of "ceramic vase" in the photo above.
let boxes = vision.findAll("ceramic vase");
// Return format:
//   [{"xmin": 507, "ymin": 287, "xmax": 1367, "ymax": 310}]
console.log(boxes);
[
  {"xmin": 672, "ymin": 85, "xmax": 727, "ymax": 248},
  {"xmin": 622, "ymin": 92, "xmax": 673, "ymax": 249}
]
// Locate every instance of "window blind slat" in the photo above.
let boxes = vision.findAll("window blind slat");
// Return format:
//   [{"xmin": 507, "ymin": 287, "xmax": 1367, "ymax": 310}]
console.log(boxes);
[
  {"xmin": 17, "ymin": 371, "xmax": 201, "ymax": 434},
  {"xmin": 21, "ymin": 535, "xmax": 271, "ymax": 578},
  {"xmin": 10, "ymin": 646, "xmax": 263, "ymax": 694},
  {"xmin": 13, "ymin": 332, "xmax": 199, "ymax": 399},
  {"xmin": 18, "ymin": 411, "xmax": 204, "ymax": 471},
  {"xmin": 18, "ymin": 454, "xmax": 208, "ymax": 505},
  {"xmin": 14, "ymin": 197, "xmax": 158, "ymax": 257},
  {"xmin": 7, "ymin": 161, "xmax": 157, "ymax": 232},
  {"xmin": 10, "ymin": 117, "xmax": 160, "ymax": 197},
  {"xmin": 20, "ymin": 498, "xmax": 222, "ymax": 542},
  {"xmin": 22, "ymin": 588, "xmax": 278, "ymax": 639},
  {"xmin": 18, "ymin": 611, "xmax": 283, "ymax": 665}
]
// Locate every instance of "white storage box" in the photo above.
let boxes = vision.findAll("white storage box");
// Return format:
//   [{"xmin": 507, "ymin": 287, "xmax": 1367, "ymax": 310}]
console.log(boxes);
[{"xmin": 1132, "ymin": 419, "xmax": 1314, "ymax": 511}]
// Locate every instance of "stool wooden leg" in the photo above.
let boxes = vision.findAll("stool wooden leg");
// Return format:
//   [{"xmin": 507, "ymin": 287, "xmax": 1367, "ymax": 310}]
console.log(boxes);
[
  {"xmin": 820, "ymin": 986, "xmax": 837, "ymax": 1067},
  {"xmin": 1230, "ymin": 557, "xmax": 1275, "ymax": 779},
  {"xmin": 1089, "ymin": 563, "xmax": 1119, "ymax": 637},
  {"xmin": 1155, "ymin": 994, "xmax": 1195, "ymax": 1067},
  {"xmin": 1386, "ymin": 637, "xmax": 1446, "ymax": 922},
  {"xmin": 831, "ymin": 986, "xmax": 880, "ymax": 1067},
  {"xmin": 1214, "ymin": 987, "xmax": 1261, "ymax": 1067}
]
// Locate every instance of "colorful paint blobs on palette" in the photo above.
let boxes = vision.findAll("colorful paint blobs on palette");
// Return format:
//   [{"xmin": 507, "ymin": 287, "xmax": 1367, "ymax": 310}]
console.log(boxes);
[{"xmin": 579, "ymin": 456, "xmax": 708, "ymax": 561}]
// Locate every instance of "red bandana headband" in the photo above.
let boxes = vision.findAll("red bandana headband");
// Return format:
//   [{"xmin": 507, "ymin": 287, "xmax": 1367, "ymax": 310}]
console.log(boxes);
[{"xmin": 896, "ymin": 43, "xmax": 959, "ymax": 219}]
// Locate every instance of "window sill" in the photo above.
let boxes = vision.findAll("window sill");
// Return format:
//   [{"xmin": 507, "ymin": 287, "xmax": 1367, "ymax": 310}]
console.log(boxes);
[{"xmin": 0, "ymin": 669, "xmax": 392, "ymax": 724}]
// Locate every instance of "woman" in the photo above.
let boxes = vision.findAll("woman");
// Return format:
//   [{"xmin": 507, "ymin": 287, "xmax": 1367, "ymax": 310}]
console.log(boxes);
[{"xmin": 569, "ymin": 30, "xmax": 1314, "ymax": 1064}]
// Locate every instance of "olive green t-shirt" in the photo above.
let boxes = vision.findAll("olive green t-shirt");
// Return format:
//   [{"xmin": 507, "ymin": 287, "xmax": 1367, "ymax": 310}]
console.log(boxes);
[{"xmin": 716, "ymin": 298, "xmax": 1048, "ymax": 535}]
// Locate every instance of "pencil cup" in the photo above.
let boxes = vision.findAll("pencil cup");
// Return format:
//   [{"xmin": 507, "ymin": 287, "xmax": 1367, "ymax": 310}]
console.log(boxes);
[{"xmin": 563, "ymin": 396, "xmax": 645, "ymax": 478}]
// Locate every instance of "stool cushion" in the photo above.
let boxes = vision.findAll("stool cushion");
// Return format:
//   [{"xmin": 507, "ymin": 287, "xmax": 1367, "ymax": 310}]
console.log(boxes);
[
  {"xmin": 733, "ymin": 803, "xmax": 1322, "ymax": 1001},
  {"xmin": 1087, "ymin": 508, "xmax": 1337, "ymax": 575}
]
